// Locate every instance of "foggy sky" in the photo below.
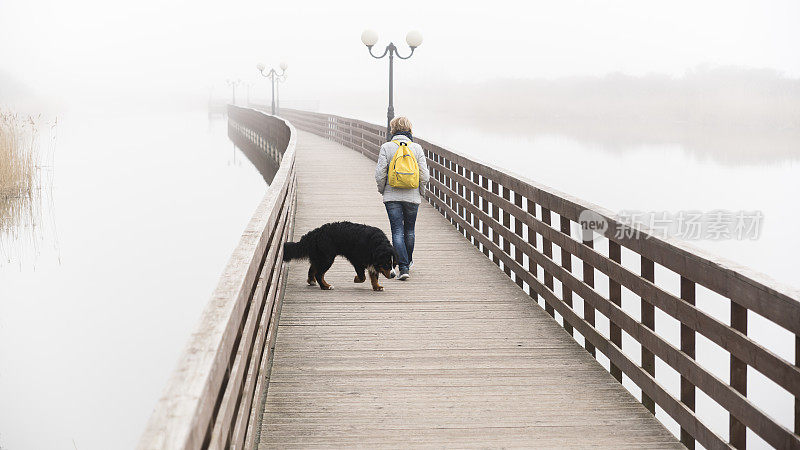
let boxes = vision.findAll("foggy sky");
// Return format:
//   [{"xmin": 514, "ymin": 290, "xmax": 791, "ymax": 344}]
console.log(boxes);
[{"xmin": 1, "ymin": 0, "xmax": 799, "ymax": 111}]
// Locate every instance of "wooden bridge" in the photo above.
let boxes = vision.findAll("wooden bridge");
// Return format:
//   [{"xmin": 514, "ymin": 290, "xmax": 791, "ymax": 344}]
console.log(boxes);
[{"xmin": 139, "ymin": 106, "xmax": 800, "ymax": 449}]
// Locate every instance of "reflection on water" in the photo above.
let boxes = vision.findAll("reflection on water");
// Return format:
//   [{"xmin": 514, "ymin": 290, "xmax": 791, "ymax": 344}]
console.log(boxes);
[
  {"xmin": 0, "ymin": 109, "xmax": 266, "ymax": 450},
  {"xmin": 227, "ymin": 121, "xmax": 281, "ymax": 183},
  {"xmin": 440, "ymin": 113, "xmax": 800, "ymax": 166}
]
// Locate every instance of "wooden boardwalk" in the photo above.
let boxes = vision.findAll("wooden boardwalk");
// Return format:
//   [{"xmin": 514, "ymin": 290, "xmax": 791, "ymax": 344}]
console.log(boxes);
[{"xmin": 255, "ymin": 131, "xmax": 680, "ymax": 448}]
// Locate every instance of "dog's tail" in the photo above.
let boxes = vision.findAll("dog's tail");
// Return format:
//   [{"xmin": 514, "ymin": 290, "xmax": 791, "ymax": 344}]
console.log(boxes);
[{"xmin": 282, "ymin": 240, "xmax": 308, "ymax": 261}]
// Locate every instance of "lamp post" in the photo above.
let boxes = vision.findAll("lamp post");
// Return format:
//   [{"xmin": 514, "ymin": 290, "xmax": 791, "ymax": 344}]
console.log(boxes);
[
  {"xmin": 257, "ymin": 62, "xmax": 288, "ymax": 115},
  {"xmin": 361, "ymin": 29, "xmax": 423, "ymax": 139},
  {"xmin": 225, "ymin": 78, "xmax": 241, "ymax": 105}
]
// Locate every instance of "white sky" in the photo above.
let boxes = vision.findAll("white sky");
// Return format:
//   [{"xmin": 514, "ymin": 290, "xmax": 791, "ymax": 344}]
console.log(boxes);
[{"xmin": 1, "ymin": 0, "xmax": 799, "ymax": 107}]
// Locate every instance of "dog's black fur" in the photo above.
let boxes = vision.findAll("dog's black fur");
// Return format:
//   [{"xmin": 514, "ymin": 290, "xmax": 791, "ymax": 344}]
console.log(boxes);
[{"xmin": 283, "ymin": 221, "xmax": 397, "ymax": 291}]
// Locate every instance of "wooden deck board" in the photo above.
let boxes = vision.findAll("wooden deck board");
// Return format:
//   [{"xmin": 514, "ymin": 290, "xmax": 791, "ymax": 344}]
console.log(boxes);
[{"xmin": 256, "ymin": 131, "xmax": 680, "ymax": 448}]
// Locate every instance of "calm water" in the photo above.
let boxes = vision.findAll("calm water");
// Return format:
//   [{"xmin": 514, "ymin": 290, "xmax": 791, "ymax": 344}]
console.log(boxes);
[
  {"xmin": 0, "ymin": 109, "xmax": 266, "ymax": 449},
  {"xmin": 2, "ymin": 105, "xmax": 797, "ymax": 449}
]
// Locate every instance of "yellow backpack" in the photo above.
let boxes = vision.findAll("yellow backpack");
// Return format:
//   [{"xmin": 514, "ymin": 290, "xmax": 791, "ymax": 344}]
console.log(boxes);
[{"xmin": 387, "ymin": 140, "xmax": 419, "ymax": 189}]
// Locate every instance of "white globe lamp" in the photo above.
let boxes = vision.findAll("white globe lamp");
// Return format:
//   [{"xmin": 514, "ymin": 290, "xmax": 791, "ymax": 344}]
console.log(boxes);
[
  {"xmin": 361, "ymin": 29, "xmax": 379, "ymax": 47},
  {"xmin": 406, "ymin": 30, "xmax": 423, "ymax": 48}
]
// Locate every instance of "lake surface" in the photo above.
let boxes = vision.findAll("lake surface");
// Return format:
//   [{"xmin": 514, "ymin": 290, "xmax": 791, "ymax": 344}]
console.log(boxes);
[
  {"xmin": 1, "ymin": 105, "xmax": 797, "ymax": 449},
  {"xmin": 0, "ymin": 109, "xmax": 266, "ymax": 449}
]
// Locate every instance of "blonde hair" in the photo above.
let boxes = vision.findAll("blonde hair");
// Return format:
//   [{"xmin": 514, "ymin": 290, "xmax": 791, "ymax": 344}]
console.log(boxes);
[{"xmin": 389, "ymin": 116, "xmax": 412, "ymax": 135}]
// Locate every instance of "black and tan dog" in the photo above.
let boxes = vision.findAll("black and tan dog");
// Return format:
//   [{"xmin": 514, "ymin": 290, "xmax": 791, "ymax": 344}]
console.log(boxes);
[{"xmin": 283, "ymin": 221, "xmax": 397, "ymax": 291}]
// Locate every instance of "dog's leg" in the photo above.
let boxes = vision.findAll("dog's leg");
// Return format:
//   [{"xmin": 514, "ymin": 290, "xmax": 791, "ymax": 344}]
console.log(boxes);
[
  {"xmin": 353, "ymin": 266, "xmax": 366, "ymax": 283},
  {"xmin": 307, "ymin": 266, "xmax": 317, "ymax": 286},
  {"xmin": 318, "ymin": 273, "xmax": 333, "ymax": 290},
  {"xmin": 314, "ymin": 258, "xmax": 334, "ymax": 290},
  {"xmin": 368, "ymin": 270, "xmax": 384, "ymax": 291}
]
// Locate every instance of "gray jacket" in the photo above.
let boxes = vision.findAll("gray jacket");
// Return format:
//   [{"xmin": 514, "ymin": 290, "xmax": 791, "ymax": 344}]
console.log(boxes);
[{"xmin": 375, "ymin": 135, "xmax": 430, "ymax": 204}]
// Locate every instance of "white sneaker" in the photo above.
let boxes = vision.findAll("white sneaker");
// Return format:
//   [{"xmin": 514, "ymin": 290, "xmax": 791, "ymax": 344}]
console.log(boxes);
[{"xmin": 408, "ymin": 261, "xmax": 414, "ymax": 271}]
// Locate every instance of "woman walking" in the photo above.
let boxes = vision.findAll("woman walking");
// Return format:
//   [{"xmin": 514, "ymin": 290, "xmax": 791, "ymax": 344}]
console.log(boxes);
[{"xmin": 375, "ymin": 116, "xmax": 430, "ymax": 280}]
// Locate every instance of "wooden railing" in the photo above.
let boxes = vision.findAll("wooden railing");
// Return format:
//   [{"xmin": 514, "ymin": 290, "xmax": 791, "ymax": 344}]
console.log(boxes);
[
  {"xmin": 138, "ymin": 106, "xmax": 297, "ymax": 450},
  {"xmin": 280, "ymin": 108, "xmax": 800, "ymax": 450}
]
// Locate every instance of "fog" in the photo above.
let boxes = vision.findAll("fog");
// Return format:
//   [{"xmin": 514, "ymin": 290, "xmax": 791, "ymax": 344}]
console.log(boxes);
[
  {"xmin": 2, "ymin": 1, "xmax": 799, "ymax": 449},
  {"xmin": 318, "ymin": 66, "xmax": 800, "ymax": 164},
  {"xmin": 2, "ymin": 0, "xmax": 799, "ymax": 112},
  {"xmin": 4, "ymin": 0, "xmax": 798, "ymax": 164}
]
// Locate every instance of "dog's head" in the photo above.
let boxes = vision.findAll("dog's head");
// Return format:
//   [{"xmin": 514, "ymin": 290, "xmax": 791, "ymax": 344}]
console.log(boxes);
[{"xmin": 373, "ymin": 245, "xmax": 397, "ymax": 279}]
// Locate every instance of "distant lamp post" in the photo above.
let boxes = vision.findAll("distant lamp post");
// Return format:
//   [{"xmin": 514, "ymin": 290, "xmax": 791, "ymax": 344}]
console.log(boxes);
[
  {"xmin": 361, "ymin": 29, "xmax": 423, "ymax": 139},
  {"xmin": 257, "ymin": 62, "xmax": 288, "ymax": 115},
  {"xmin": 225, "ymin": 79, "xmax": 241, "ymax": 105}
]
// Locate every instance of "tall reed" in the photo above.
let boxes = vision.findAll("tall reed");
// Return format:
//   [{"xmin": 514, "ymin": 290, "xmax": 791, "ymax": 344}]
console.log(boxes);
[{"xmin": 0, "ymin": 110, "xmax": 47, "ymax": 259}]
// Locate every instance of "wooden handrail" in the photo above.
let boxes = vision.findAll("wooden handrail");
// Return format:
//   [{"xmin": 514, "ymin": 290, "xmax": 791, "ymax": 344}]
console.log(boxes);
[
  {"xmin": 138, "ymin": 106, "xmax": 297, "ymax": 450},
  {"xmin": 280, "ymin": 107, "xmax": 800, "ymax": 450}
]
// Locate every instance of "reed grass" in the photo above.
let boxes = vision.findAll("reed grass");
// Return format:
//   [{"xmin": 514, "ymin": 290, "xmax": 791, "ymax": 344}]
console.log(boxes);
[
  {"xmin": 0, "ymin": 110, "xmax": 49, "ymax": 260},
  {"xmin": 1, "ymin": 112, "xmax": 38, "ymax": 187}
]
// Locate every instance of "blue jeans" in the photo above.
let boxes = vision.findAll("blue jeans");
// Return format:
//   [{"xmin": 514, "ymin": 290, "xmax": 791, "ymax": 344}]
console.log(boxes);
[{"xmin": 384, "ymin": 201, "xmax": 419, "ymax": 271}]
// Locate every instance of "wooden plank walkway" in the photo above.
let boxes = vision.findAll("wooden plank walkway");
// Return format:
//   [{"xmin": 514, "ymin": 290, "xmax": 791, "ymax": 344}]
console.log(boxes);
[{"xmin": 255, "ymin": 131, "xmax": 681, "ymax": 448}]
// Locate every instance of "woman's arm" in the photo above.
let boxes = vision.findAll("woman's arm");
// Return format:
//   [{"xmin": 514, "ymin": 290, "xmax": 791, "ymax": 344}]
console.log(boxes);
[
  {"xmin": 416, "ymin": 145, "xmax": 430, "ymax": 194},
  {"xmin": 375, "ymin": 145, "xmax": 389, "ymax": 194}
]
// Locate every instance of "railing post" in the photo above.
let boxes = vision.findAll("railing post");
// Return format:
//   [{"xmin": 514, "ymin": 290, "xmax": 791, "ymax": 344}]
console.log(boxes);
[
  {"xmin": 442, "ymin": 157, "xmax": 452, "ymax": 223},
  {"xmin": 502, "ymin": 186, "xmax": 512, "ymax": 277},
  {"xmin": 730, "ymin": 301, "xmax": 748, "ymax": 449},
  {"xmin": 559, "ymin": 216, "xmax": 574, "ymax": 336},
  {"xmin": 491, "ymin": 181, "xmax": 501, "ymax": 266},
  {"xmin": 455, "ymin": 164, "xmax": 463, "ymax": 235},
  {"xmin": 444, "ymin": 158, "xmax": 451, "ymax": 222},
  {"xmin": 480, "ymin": 176, "xmax": 490, "ymax": 258},
  {"xmin": 468, "ymin": 170, "xmax": 479, "ymax": 249},
  {"xmin": 680, "ymin": 276, "xmax": 697, "ymax": 449},
  {"xmin": 609, "ymin": 242, "xmax": 622, "ymax": 383},
  {"xmin": 796, "ymin": 334, "xmax": 799, "ymax": 439},
  {"xmin": 641, "ymin": 256, "xmax": 656, "ymax": 413},
  {"xmin": 582, "ymin": 239, "xmax": 596, "ymax": 357},
  {"xmin": 513, "ymin": 192, "xmax": 525, "ymax": 289},
  {"xmin": 541, "ymin": 207, "xmax": 555, "ymax": 318},
  {"xmin": 429, "ymin": 153, "xmax": 436, "ymax": 207},
  {"xmin": 435, "ymin": 154, "xmax": 443, "ymax": 213},
  {"xmin": 526, "ymin": 198, "xmax": 539, "ymax": 301},
  {"xmin": 450, "ymin": 161, "xmax": 457, "ymax": 225}
]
